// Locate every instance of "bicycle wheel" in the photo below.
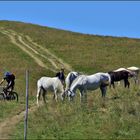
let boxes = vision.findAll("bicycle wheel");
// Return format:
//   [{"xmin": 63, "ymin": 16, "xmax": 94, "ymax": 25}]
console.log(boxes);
[
  {"xmin": 0, "ymin": 92, "xmax": 5, "ymax": 100},
  {"xmin": 10, "ymin": 92, "xmax": 18, "ymax": 102}
]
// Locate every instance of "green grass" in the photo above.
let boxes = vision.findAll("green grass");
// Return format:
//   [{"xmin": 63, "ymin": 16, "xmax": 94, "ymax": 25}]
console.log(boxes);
[
  {"xmin": 0, "ymin": 20, "xmax": 140, "ymax": 139},
  {"xmin": 12, "ymin": 83, "xmax": 140, "ymax": 139},
  {"xmin": 0, "ymin": 31, "xmax": 53, "ymax": 122}
]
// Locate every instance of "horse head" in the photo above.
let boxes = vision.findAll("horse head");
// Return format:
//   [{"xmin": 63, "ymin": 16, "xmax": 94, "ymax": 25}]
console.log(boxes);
[
  {"xmin": 61, "ymin": 89, "xmax": 74, "ymax": 100},
  {"xmin": 128, "ymin": 71, "xmax": 136, "ymax": 78},
  {"xmin": 67, "ymin": 89, "xmax": 75, "ymax": 101}
]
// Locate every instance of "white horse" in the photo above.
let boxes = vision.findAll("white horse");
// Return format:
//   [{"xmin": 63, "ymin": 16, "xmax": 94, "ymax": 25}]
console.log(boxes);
[
  {"xmin": 67, "ymin": 72, "xmax": 111, "ymax": 101},
  {"xmin": 127, "ymin": 66, "xmax": 140, "ymax": 84},
  {"xmin": 65, "ymin": 71, "xmax": 81, "ymax": 92},
  {"xmin": 37, "ymin": 77, "xmax": 65, "ymax": 106},
  {"xmin": 113, "ymin": 68, "xmax": 130, "ymax": 72}
]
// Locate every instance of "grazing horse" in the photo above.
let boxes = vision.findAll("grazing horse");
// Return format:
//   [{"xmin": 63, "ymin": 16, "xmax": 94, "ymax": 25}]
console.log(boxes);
[
  {"xmin": 113, "ymin": 68, "xmax": 130, "ymax": 72},
  {"xmin": 108, "ymin": 70, "xmax": 134, "ymax": 88},
  {"xmin": 67, "ymin": 72, "xmax": 111, "ymax": 101},
  {"xmin": 37, "ymin": 77, "xmax": 65, "ymax": 106},
  {"xmin": 65, "ymin": 71, "xmax": 81, "ymax": 92},
  {"xmin": 113, "ymin": 67, "xmax": 134, "ymax": 86},
  {"xmin": 127, "ymin": 66, "xmax": 140, "ymax": 84}
]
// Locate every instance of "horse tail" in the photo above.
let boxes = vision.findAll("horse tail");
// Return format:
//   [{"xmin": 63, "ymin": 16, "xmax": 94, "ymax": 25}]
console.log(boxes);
[{"xmin": 101, "ymin": 73, "xmax": 111, "ymax": 86}]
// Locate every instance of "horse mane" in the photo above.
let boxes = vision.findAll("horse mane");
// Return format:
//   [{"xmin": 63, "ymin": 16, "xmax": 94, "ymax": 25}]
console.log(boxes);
[
  {"xmin": 70, "ymin": 74, "xmax": 87, "ymax": 88},
  {"xmin": 70, "ymin": 74, "xmax": 83, "ymax": 88}
]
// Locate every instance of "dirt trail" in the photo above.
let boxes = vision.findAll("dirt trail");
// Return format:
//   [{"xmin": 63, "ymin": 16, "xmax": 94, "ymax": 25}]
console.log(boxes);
[
  {"xmin": 0, "ymin": 105, "xmax": 37, "ymax": 139},
  {"xmin": 0, "ymin": 28, "xmax": 73, "ymax": 139},
  {"xmin": 0, "ymin": 30, "xmax": 56, "ymax": 72},
  {"xmin": 24, "ymin": 35, "xmax": 72, "ymax": 71},
  {"xmin": 0, "ymin": 29, "xmax": 72, "ymax": 72}
]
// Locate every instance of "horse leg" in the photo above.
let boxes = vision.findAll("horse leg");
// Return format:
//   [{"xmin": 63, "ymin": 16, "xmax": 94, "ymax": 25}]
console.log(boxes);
[
  {"xmin": 60, "ymin": 91, "xmax": 65, "ymax": 101},
  {"xmin": 37, "ymin": 87, "xmax": 42, "ymax": 106},
  {"xmin": 100, "ymin": 86, "xmax": 107, "ymax": 98},
  {"xmin": 42, "ymin": 89, "xmax": 47, "ymax": 104},
  {"xmin": 117, "ymin": 81, "xmax": 121, "ymax": 86},
  {"xmin": 127, "ymin": 80, "xmax": 130, "ymax": 88},
  {"xmin": 124, "ymin": 79, "xmax": 130, "ymax": 88},
  {"xmin": 134, "ymin": 75, "xmax": 138, "ymax": 84},
  {"xmin": 79, "ymin": 89, "xmax": 83, "ymax": 97},
  {"xmin": 54, "ymin": 89, "xmax": 58, "ymax": 102},
  {"xmin": 112, "ymin": 82, "xmax": 115, "ymax": 88},
  {"xmin": 80, "ymin": 89, "xmax": 87, "ymax": 102},
  {"xmin": 53, "ymin": 94, "xmax": 55, "ymax": 100},
  {"xmin": 110, "ymin": 81, "xmax": 115, "ymax": 88},
  {"xmin": 100, "ymin": 86, "xmax": 107, "ymax": 108},
  {"xmin": 83, "ymin": 89, "xmax": 87, "ymax": 103}
]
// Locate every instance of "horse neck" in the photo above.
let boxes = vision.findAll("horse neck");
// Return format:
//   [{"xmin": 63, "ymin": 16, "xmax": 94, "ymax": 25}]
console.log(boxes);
[
  {"xmin": 57, "ymin": 78, "xmax": 64, "ymax": 91},
  {"xmin": 65, "ymin": 73, "xmax": 72, "ymax": 90},
  {"xmin": 70, "ymin": 77, "xmax": 80, "ymax": 93},
  {"xmin": 65, "ymin": 80, "xmax": 70, "ymax": 91},
  {"xmin": 66, "ymin": 72, "xmax": 78, "ymax": 90},
  {"xmin": 70, "ymin": 83, "xmax": 77, "ymax": 93}
]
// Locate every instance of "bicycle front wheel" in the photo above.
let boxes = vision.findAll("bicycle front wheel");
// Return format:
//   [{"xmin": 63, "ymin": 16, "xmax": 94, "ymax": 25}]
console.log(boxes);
[{"xmin": 0, "ymin": 93, "xmax": 5, "ymax": 100}]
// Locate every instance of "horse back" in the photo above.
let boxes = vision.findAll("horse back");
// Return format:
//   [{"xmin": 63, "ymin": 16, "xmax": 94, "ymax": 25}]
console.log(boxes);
[
  {"xmin": 109, "ymin": 71, "xmax": 129, "ymax": 81},
  {"xmin": 38, "ymin": 77, "xmax": 61, "ymax": 89}
]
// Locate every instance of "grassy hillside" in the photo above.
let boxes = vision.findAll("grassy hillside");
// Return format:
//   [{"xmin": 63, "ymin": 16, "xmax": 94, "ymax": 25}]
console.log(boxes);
[
  {"xmin": 0, "ymin": 20, "xmax": 140, "ymax": 74},
  {"xmin": 0, "ymin": 20, "xmax": 140, "ymax": 139},
  {"xmin": 0, "ymin": 30, "xmax": 53, "ymax": 122}
]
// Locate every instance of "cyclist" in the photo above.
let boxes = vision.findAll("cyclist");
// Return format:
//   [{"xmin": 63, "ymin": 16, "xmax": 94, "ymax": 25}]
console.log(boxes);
[{"xmin": 0, "ymin": 72, "xmax": 15, "ymax": 96}]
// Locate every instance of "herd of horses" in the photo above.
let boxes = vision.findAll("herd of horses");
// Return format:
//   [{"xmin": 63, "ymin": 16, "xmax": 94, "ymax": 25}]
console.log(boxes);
[{"xmin": 36, "ymin": 66, "xmax": 139, "ymax": 106}]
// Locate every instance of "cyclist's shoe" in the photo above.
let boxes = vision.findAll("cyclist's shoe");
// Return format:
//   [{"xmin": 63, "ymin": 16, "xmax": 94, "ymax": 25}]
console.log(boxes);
[{"xmin": 6, "ymin": 96, "xmax": 10, "ymax": 100}]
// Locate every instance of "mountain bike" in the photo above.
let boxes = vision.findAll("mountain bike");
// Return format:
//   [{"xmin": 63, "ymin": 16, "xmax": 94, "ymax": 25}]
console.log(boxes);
[{"xmin": 0, "ymin": 87, "xmax": 18, "ymax": 102}]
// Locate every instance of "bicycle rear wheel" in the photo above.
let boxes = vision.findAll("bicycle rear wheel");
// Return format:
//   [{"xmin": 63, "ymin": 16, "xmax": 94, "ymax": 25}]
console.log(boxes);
[{"xmin": 10, "ymin": 92, "xmax": 18, "ymax": 102}]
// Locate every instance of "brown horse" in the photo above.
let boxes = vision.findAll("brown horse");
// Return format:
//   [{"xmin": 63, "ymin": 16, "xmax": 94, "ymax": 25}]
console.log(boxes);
[{"xmin": 108, "ymin": 70, "xmax": 134, "ymax": 88}]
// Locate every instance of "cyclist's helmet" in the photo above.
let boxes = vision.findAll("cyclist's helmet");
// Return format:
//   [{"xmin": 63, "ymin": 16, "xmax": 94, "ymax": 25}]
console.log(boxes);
[{"xmin": 4, "ymin": 72, "xmax": 11, "ymax": 77}]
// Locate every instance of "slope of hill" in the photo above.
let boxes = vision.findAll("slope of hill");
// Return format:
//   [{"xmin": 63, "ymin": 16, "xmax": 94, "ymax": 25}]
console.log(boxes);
[
  {"xmin": 1, "ymin": 20, "xmax": 140, "ymax": 74},
  {"xmin": 0, "ymin": 20, "xmax": 140, "ymax": 139}
]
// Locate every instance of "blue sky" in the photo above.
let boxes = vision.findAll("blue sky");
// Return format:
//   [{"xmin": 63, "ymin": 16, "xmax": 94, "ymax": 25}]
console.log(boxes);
[{"xmin": 0, "ymin": 1, "xmax": 140, "ymax": 39}]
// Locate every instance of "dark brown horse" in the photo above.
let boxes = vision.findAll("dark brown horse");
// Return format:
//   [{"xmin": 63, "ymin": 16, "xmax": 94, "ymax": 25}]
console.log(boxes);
[{"xmin": 108, "ymin": 70, "xmax": 134, "ymax": 88}]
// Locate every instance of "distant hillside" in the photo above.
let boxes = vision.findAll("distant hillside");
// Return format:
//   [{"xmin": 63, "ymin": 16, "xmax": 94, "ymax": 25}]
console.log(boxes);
[{"xmin": 0, "ymin": 20, "xmax": 140, "ymax": 74}]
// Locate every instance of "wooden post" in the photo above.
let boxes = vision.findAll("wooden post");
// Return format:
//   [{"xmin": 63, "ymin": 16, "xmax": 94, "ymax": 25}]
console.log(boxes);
[{"xmin": 24, "ymin": 70, "xmax": 29, "ymax": 140}]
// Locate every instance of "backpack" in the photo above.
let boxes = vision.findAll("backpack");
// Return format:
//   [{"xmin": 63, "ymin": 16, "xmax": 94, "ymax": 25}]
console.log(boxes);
[{"xmin": 11, "ymin": 74, "xmax": 15, "ymax": 80}]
